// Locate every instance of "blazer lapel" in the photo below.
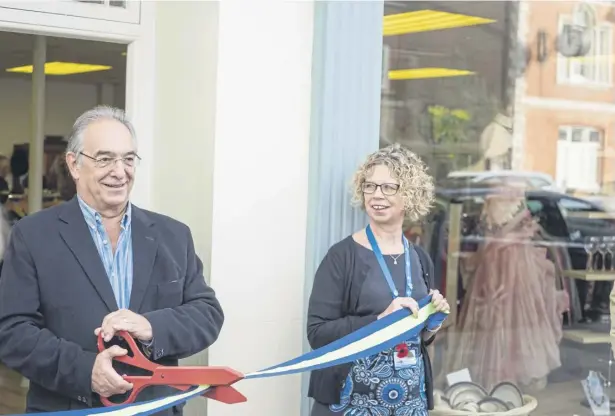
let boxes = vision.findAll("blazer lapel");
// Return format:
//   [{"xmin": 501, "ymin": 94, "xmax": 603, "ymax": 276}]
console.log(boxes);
[
  {"xmin": 128, "ymin": 206, "xmax": 158, "ymax": 312},
  {"xmin": 58, "ymin": 197, "xmax": 118, "ymax": 312}
]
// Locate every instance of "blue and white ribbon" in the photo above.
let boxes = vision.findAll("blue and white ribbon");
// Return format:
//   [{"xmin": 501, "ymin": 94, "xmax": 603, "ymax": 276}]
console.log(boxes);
[{"xmin": 9, "ymin": 295, "xmax": 447, "ymax": 416}]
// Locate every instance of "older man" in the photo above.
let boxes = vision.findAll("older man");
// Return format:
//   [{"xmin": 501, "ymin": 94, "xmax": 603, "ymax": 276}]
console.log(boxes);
[{"xmin": 0, "ymin": 106, "xmax": 224, "ymax": 414}]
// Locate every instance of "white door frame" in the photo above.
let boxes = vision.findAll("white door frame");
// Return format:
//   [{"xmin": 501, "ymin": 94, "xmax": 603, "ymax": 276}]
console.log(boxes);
[
  {"xmin": 0, "ymin": 1, "xmax": 141, "ymax": 25},
  {"xmin": 0, "ymin": 2, "xmax": 157, "ymax": 208}
]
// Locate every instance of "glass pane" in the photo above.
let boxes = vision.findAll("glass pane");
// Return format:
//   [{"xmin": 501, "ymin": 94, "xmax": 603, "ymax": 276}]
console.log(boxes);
[
  {"xmin": 560, "ymin": 197, "xmax": 593, "ymax": 211},
  {"xmin": 571, "ymin": 128, "xmax": 583, "ymax": 141},
  {"xmin": 381, "ymin": 2, "xmax": 615, "ymax": 415},
  {"xmin": 589, "ymin": 130, "xmax": 600, "ymax": 143},
  {"xmin": 599, "ymin": 27, "xmax": 610, "ymax": 83}
]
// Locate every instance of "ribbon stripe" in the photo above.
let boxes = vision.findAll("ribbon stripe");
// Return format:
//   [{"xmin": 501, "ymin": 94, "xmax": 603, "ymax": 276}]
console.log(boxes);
[
  {"xmin": 8, "ymin": 295, "xmax": 447, "ymax": 416},
  {"xmin": 245, "ymin": 296, "xmax": 435, "ymax": 378}
]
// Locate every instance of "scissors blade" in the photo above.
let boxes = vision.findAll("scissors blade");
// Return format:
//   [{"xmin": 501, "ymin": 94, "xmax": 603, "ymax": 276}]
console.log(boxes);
[
  {"xmin": 148, "ymin": 366, "xmax": 244, "ymax": 387},
  {"xmin": 202, "ymin": 386, "xmax": 247, "ymax": 404}
]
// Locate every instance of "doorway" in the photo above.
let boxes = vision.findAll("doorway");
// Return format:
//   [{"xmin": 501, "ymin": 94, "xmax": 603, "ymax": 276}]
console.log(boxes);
[
  {"xmin": 0, "ymin": 31, "xmax": 128, "ymax": 414},
  {"xmin": 0, "ymin": 2, "xmax": 155, "ymax": 413}
]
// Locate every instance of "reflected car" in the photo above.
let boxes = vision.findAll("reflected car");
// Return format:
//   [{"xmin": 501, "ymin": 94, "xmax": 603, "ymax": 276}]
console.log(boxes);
[{"xmin": 444, "ymin": 170, "xmax": 562, "ymax": 192}]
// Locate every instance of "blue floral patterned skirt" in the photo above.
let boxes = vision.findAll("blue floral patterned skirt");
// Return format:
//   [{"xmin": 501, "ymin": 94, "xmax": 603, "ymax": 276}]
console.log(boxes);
[{"xmin": 313, "ymin": 338, "xmax": 428, "ymax": 416}]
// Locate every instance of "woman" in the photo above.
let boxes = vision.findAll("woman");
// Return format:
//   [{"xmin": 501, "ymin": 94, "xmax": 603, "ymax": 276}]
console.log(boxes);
[{"xmin": 307, "ymin": 144, "xmax": 450, "ymax": 416}]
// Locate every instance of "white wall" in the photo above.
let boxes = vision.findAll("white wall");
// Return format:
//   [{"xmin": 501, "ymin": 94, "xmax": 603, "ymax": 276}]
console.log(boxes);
[
  {"xmin": 151, "ymin": 2, "xmax": 218, "ymax": 416},
  {"xmin": 0, "ymin": 77, "xmax": 121, "ymax": 157},
  {"xmin": 152, "ymin": 1, "xmax": 315, "ymax": 415},
  {"xmin": 208, "ymin": 1, "xmax": 314, "ymax": 415},
  {"xmin": 152, "ymin": 0, "xmax": 218, "ymax": 283}
]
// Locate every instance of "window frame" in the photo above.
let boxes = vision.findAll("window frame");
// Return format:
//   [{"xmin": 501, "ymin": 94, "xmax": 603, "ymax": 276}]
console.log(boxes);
[
  {"xmin": 556, "ymin": 125, "xmax": 603, "ymax": 192},
  {"xmin": 556, "ymin": 11, "xmax": 613, "ymax": 87},
  {"xmin": 0, "ymin": 0, "xmax": 141, "ymax": 25}
]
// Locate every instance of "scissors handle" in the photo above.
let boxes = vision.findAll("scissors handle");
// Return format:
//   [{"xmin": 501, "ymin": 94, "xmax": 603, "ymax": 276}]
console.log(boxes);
[
  {"xmin": 97, "ymin": 330, "xmax": 156, "ymax": 371},
  {"xmin": 97, "ymin": 330, "xmax": 158, "ymax": 406}
]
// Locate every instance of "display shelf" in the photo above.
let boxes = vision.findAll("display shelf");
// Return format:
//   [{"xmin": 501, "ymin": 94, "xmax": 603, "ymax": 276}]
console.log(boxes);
[
  {"xmin": 563, "ymin": 329, "xmax": 611, "ymax": 345},
  {"xmin": 562, "ymin": 270, "xmax": 615, "ymax": 281}
]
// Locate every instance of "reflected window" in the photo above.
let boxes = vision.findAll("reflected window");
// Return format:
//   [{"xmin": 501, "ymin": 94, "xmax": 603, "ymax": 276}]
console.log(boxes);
[
  {"xmin": 556, "ymin": 126, "xmax": 601, "ymax": 192},
  {"xmin": 528, "ymin": 177, "xmax": 551, "ymax": 188},
  {"xmin": 559, "ymin": 197, "xmax": 593, "ymax": 212},
  {"xmin": 526, "ymin": 199, "xmax": 544, "ymax": 215},
  {"xmin": 557, "ymin": 4, "xmax": 612, "ymax": 85}
]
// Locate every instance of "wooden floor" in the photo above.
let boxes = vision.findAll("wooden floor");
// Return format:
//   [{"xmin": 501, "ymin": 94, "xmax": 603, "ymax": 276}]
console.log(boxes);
[{"xmin": 0, "ymin": 363, "xmax": 26, "ymax": 415}]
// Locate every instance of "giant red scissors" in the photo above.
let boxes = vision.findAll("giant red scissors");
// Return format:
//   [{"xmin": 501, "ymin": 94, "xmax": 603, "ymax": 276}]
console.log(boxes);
[{"xmin": 97, "ymin": 330, "xmax": 246, "ymax": 407}]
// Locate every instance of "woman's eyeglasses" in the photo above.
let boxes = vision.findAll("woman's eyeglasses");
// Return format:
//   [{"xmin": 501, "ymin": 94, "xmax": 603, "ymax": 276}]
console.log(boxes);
[{"xmin": 362, "ymin": 182, "xmax": 400, "ymax": 196}]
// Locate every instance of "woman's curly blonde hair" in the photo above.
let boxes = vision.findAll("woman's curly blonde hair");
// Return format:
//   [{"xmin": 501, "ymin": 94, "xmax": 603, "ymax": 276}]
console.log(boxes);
[{"xmin": 351, "ymin": 143, "xmax": 435, "ymax": 222}]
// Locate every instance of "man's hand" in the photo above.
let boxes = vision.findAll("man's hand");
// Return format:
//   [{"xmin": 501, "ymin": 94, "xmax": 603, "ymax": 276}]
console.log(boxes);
[
  {"xmin": 95, "ymin": 309, "xmax": 153, "ymax": 343},
  {"xmin": 91, "ymin": 346, "xmax": 134, "ymax": 398}
]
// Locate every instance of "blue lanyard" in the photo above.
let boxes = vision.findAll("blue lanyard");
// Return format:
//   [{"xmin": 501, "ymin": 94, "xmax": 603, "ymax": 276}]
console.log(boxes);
[{"xmin": 365, "ymin": 225, "xmax": 413, "ymax": 299}]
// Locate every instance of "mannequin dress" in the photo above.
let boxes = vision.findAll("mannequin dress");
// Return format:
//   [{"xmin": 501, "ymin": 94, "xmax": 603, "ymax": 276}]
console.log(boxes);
[{"xmin": 445, "ymin": 189, "xmax": 568, "ymax": 391}]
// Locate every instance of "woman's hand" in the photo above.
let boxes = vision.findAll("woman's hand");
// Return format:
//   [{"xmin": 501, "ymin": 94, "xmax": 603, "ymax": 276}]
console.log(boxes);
[
  {"xmin": 430, "ymin": 289, "xmax": 450, "ymax": 313},
  {"xmin": 425, "ymin": 290, "xmax": 450, "ymax": 334},
  {"xmin": 378, "ymin": 297, "xmax": 419, "ymax": 320}
]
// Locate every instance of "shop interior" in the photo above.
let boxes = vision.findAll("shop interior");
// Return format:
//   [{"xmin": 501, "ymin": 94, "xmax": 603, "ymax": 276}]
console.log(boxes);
[
  {"xmin": 384, "ymin": 1, "xmax": 615, "ymax": 415},
  {"xmin": 0, "ymin": 30, "xmax": 127, "ymax": 414}
]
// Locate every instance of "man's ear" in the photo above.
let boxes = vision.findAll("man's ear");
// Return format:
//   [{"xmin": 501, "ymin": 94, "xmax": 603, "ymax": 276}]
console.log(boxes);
[{"xmin": 65, "ymin": 153, "xmax": 80, "ymax": 182}]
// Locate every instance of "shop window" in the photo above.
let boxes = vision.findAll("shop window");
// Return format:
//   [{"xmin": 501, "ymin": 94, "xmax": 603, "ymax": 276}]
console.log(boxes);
[
  {"xmin": 379, "ymin": 2, "xmax": 615, "ymax": 414},
  {"xmin": 557, "ymin": 5, "xmax": 613, "ymax": 86},
  {"xmin": 556, "ymin": 126, "xmax": 602, "ymax": 192}
]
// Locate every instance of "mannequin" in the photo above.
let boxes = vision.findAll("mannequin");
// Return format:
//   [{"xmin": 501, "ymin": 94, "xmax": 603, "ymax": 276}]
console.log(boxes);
[
  {"xmin": 444, "ymin": 181, "xmax": 568, "ymax": 391},
  {"xmin": 480, "ymin": 108, "xmax": 513, "ymax": 171}
]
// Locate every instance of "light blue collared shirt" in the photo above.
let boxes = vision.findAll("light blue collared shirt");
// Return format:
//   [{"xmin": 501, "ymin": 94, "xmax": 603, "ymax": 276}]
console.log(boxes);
[{"xmin": 77, "ymin": 196, "xmax": 134, "ymax": 310}]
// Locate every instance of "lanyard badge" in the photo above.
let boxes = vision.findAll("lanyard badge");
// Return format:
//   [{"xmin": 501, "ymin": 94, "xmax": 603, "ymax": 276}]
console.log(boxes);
[{"xmin": 366, "ymin": 225, "xmax": 417, "ymax": 370}]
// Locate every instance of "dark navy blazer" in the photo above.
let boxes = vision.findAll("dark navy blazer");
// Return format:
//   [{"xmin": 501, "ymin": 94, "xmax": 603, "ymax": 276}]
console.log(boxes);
[{"xmin": 0, "ymin": 196, "xmax": 224, "ymax": 414}]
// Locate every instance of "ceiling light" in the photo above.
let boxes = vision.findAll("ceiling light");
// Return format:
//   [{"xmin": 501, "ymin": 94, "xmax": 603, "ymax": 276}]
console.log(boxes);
[
  {"xmin": 389, "ymin": 68, "xmax": 475, "ymax": 80},
  {"xmin": 5, "ymin": 62, "xmax": 112, "ymax": 76},
  {"xmin": 384, "ymin": 9, "xmax": 496, "ymax": 36}
]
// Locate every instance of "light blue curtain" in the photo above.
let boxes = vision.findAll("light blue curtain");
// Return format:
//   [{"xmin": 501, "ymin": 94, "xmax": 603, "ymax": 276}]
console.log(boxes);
[{"xmin": 301, "ymin": 1, "xmax": 384, "ymax": 415}]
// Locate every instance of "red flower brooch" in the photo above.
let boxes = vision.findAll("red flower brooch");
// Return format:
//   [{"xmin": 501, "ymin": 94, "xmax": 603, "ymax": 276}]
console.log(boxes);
[{"xmin": 395, "ymin": 343, "xmax": 409, "ymax": 358}]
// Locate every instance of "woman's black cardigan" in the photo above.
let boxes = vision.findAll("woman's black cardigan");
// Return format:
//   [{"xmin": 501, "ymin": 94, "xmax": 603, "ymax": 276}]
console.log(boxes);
[{"xmin": 306, "ymin": 240, "xmax": 438, "ymax": 409}]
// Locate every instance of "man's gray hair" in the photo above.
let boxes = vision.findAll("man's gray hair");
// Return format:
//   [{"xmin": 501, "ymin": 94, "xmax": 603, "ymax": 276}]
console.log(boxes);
[{"xmin": 67, "ymin": 105, "xmax": 137, "ymax": 162}]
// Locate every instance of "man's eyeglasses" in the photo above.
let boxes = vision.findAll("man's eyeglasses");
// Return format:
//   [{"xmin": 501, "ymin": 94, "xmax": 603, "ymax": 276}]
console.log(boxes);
[
  {"xmin": 362, "ymin": 182, "xmax": 400, "ymax": 196},
  {"xmin": 80, "ymin": 152, "xmax": 141, "ymax": 169}
]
